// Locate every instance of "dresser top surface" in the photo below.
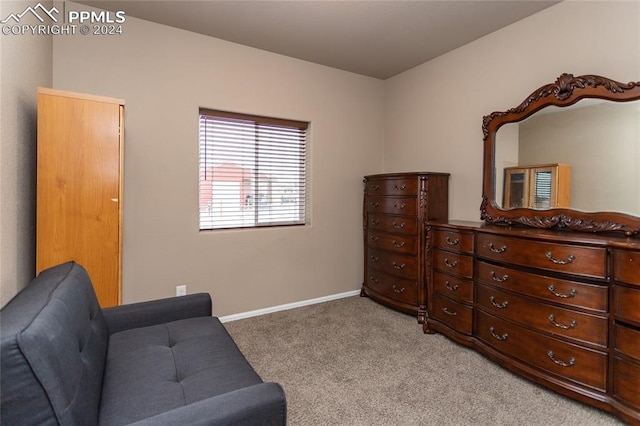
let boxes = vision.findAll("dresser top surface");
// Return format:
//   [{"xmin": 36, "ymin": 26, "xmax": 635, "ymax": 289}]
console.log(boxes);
[{"xmin": 429, "ymin": 220, "xmax": 640, "ymax": 250}]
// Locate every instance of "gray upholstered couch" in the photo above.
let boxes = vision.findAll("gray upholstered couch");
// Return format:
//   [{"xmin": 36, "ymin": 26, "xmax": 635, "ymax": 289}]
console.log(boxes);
[{"xmin": 0, "ymin": 261, "xmax": 286, "ymax": 425}]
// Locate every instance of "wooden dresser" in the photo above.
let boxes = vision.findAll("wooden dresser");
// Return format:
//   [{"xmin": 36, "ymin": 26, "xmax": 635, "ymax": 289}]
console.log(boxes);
[
  {"xmin": 426, "ymin": 221, "xmax": 640, "ymax": 424},
  {"xmin": 361, "ymin": 172, "xmax": 449, "ymax": 321}
]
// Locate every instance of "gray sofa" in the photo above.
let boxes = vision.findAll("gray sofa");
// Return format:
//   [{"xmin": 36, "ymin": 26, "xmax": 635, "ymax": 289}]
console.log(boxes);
[{"xmin": 0, "ymin": 261, "xmax": 287, "ymax": 425}]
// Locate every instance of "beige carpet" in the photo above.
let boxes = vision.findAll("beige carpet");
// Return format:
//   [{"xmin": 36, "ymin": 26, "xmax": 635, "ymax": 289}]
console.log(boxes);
[{"xmin": 224, "ymin": 295, "xmax": 623, "ymax": 425}]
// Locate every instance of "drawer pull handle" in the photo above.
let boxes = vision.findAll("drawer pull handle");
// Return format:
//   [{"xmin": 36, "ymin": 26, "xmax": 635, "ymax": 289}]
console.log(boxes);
[
  {"xmin": 442, "ymin": 307, "xmax": 458, "ymax": 316},
  {"xmin": 394, "ymin": 184, "xmax": 406, "ymax": 191},
  {"xmin": 489, "ymin": 296, "xmax": 509, "ymax": 309},
  {"xmin": 392, "ymin": 240, "xmax": 406, "ymax": 248},
  {"xmin": 445, "ymin": 236, "xmax": 460, "ymax": 246},
  {"xmin": 548, "ymin": 314, "xmax": 576, "ymax": 330},
  {"xmin": 546, "ymin": 350, "xmax": 576, "ymax": 367},
  {"xmin": 545, "ymin": 252, "xmax": 575, "ymax": 265},
  {"xmin": 392, "ymin": 221, "xmax": 405, "ymax": 229},
  {"xmin": 490, "ymin": 271, "xmax": 509, "ymax": 283},
  {"xmin": 392, "ymin": 285, "xmax": 405, "ymax": 294},
  {"xmin": 371, "ymin": 218, "xmax": 380, "ymax": 225},
  {"xmin": 444, "ymin": 258, "xmax": 458, "ymax": 268},
  {"xmin": 488, "ymin": 243, "xmax": 507, "ymax": 253},
  {"xmin": 445, "ymin": 281, "xmax": 459, "ymax": 291},
  {"xmin": 547, "ymin": 285, "xmax": 577, "ymax": 298},
  {"xmin": 489, "ymin": 326, "xmax": 509, "ymax": 341},
  {"xmin": 369, "ymin": 276, "xmax": 379, "ymax": 284},
  {"xmin": 394, "ymin": 203, "xmax": 406, "ymax": 210},
  {"xmin": 370, "ymin": 184, "xmax": 380, "ymax": 191},
  {"xmin": 370, "ymin": 236, "xmax": 380, "ymax": 242},
  {"xmin": 392, "ymin": 262, "xmax": 406, "ymax": 270},
  {"xmin": 369, "ymin": 201, "xmax": 380, "ymax": 208},
  {"xmin": 369, "ymin": 255, "xmax": 380, "ymax": 263}
]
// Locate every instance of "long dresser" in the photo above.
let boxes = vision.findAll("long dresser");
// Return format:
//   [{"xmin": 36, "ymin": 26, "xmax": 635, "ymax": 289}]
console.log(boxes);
[
  {"xmin": 425, "ymin": 221, "xmax": 640, "ymax": 424},
  {"xmin": 361, "ymin": 172, "xmax": 449, "ymax": 322}
]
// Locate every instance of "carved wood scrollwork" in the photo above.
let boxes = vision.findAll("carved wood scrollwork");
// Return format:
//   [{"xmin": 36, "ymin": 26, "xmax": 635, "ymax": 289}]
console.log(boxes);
[{"xmin": 481, "ymin": 73, "xmax": 640, "ymax": 236}]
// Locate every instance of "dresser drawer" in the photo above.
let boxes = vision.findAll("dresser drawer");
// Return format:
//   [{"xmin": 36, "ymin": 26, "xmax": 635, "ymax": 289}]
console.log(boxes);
[
  {"xmin": 432, "ymin": 270, "xmax": 473, "ymax": 303},
  {"xmin": 432, "ymin": 229, "xmax": 474, "ymax": 254},
  {"xmin": 432, "ymin": 249, "xmax": 473, "ymax": 279},
  {"xmin": 365, "ymin": 177, "xmax": 418, "ymax": 196},
  {"xmin": 476, "ymin": 261, "xmax": 608, "ymax": 312},
  {"xmin": 365, "ymin": 196, "xmax": 417, "ymax": 216},
  {"xmin": 613, "ymin": 357, "xmax": 640, "ymax": 409},
  {"xmin": 367, "ymin": 231, "xmax": 417, "ymax": 255},
  {"xmin": 367, "ymin": 213, "xmax": 417, "ymax": 235},
  {"xmin": 477, "ymin": 310, "xmax": 608, "ymax": 391},
  {"xmin": 430, "ymin": 293, "xmax": 473, "ymax": 335},
  {"xmin": 476, "ymin": 233, "xmax": 607, "ymax": 279},
  {"xmin": 477, "ymin": 283, "xmax": 608, "ymax": 347},
  {"xmin": 367, "ymin": 248, "xmax": 418, "ymax": 280},
  {"xmin": 615, "ymin": 324, "xmax": 640, "ymax": 360},
  {"xmin": 614, "ymin": 249, "xmax": 640, "ymax": 287},
  {"xmin": 366, "ymin": 268, "xmax": 418, "ymax": 305},
  {"xmin": 614, "ymin": 285, "xmax": 640, "ymax": 326}
]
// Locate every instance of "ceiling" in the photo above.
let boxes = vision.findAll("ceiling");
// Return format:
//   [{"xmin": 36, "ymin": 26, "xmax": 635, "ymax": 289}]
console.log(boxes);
[{"xmin": 78, "ymin": 0, "xmax": 560, "ymax": 80}]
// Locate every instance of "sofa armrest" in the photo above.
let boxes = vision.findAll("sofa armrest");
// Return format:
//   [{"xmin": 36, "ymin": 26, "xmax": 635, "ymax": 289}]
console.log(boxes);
[
  {"xmin": 102, "ymin": 293, "xmax": 212, "ymax": 334},
  {"xmin": 126, "ymin": 382, "xmax": 286, "ymax": 426}
]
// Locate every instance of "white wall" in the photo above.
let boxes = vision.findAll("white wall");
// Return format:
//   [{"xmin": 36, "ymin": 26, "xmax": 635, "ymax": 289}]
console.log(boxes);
[
  {"xmin": 52, "ymin": 3, "xmax": 384, "ymax": 315},
  {"xmin": 0, "ymin": 1, "xmax": 52, "ymax": 306},
  {"xmin": 384, "ymin": 0, "xmax": 640, "ymax": 222}
]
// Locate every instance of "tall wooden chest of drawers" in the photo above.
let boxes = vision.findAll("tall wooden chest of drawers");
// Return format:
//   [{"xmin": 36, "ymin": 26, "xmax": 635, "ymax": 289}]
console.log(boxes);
[{"xmin": 362, "ymin": 172, "xmax": 449, "ymax": 321}]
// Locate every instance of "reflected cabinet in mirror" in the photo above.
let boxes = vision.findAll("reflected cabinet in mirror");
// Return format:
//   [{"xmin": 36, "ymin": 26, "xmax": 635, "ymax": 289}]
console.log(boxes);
[{"xmin": 481, "ymin": 73, "xmax": 640, "ymax": 235}]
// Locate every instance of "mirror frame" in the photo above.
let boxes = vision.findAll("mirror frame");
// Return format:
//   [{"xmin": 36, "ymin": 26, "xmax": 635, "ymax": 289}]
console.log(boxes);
[{"xmin": 481, "ymin": 73, "xmax": 640, "ymax": 236}]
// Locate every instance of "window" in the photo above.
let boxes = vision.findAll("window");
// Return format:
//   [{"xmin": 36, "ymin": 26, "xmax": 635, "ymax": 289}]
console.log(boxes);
[{"xmin": 199, "ymin": 109, "xmax": 308, "ymax": 230}]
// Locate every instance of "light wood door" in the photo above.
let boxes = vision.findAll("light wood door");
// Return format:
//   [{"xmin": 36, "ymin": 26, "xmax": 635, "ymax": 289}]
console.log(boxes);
[{"xmin": 36, "ymin": 88, "xmax": 124, "ymax": 307}]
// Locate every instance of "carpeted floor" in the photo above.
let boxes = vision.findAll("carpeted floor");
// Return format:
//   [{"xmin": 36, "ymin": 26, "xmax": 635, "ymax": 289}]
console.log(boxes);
[{"xmin": 224, "ymin": 295, "xmax": 623, "ymax": 425}]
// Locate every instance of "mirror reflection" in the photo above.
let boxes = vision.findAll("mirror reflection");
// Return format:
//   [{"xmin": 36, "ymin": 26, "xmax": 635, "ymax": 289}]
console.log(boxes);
[{"xmin": 494, "ymin": 99, "xmax": 640, "ymax": 215}]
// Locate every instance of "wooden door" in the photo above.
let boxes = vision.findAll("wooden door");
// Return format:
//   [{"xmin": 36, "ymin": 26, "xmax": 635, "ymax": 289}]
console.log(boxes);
[{"xmin": 36, "ymin": 88, "xmax": 124, "ymax": 307}]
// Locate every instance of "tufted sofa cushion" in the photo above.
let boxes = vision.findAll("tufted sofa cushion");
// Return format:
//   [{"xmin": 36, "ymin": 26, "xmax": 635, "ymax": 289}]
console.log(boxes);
[
  {"xmin": 98, "ymin": 316, "xmax": 265, "ymax": 425},
  {"xmin": 0, "ymin": 262, "xmax": 108, "ymax": 425}
]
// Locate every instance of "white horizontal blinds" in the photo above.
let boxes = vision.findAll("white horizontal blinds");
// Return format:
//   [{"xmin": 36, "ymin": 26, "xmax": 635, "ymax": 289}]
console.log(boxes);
[
  {"xmin": 533, "ymin": 170, "xmax": 552, "ymax": 208},
  {"xmin": 199, "ymin": 108, "xmax": 308, "ymax": 230}
]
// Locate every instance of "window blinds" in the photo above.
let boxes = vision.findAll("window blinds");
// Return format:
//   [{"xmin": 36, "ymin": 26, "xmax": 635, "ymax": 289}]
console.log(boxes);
[{"xmin": 199, "ymin": 109, "xmax": 308, "ymax": 230}]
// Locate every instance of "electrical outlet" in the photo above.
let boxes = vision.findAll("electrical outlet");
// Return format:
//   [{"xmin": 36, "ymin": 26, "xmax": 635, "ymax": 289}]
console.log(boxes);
[{"xmin": 176, "ymin": 285, "xmax": 187, "ymax": 297}]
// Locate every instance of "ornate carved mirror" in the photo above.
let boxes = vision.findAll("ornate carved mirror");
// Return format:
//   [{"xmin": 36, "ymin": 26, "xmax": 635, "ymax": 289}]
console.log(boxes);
[{"xmin": 481, "ymin": 73, "xmax": 640, "ymax": 236}]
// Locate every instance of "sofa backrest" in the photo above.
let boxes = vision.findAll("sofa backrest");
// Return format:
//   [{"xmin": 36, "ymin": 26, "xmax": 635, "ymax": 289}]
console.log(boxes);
[{"xmin": 1, "ymin": 262, "xmax": 109, "ymax": 425}]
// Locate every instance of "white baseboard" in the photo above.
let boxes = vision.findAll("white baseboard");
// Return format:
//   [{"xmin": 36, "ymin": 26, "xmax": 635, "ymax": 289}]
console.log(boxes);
[{"xmin": 218, "ymin": 289, "xmax": 361, "ymax": 323}]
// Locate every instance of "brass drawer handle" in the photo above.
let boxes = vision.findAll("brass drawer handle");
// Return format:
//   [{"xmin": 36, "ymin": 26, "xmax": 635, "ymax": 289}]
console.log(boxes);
[
  {"xmin": 370, "ymin": 218, "xmax": 380, "ymax": 225},
  {"xmin": 490, "ymin": 271, "xmax": 509, "ymax": 283},
  {"xmin": 369, "ymin": 255, "xmax": 380, "ymax": 263},
  {"xmin": 370, "ymin": 235, "xmax": 380, "ymax": 242},
  {"xmin": 445, "ymin": 236, "xmax": 460, "ymax": 246},
  {"xmin": 444, "ymin": 258, "xmax": 458, "ymax": 268},
  {"xmin": 445, "ymin": 281, "xmax": 459, "ymax": 291},
  {"xmin": 548, "ymin": 314, "xmax": 576, "ymax": 330},
  {"xmin": 392, "ymin": 262, "xmax": 406, "ymax": 270},
  {"xmin": 393, "ymin": 203, "xmax": 406, "ymax": 210},
  {"xmin": 489, "ymin": 296, "xmax": 509, "ymax": 309},
  {"xmin": 546, "ymin": 350, "xmax": 576, "ymax": 367},
  {"xmin": 392, "ymin": 285, "xmax": 405, "ymax": 294},
  {"xmin": 369, "ymin": 201, "xmax": 380, "ymax": 208},
  {"xmin": 546, "ymin": 252, "xmax": 575, "ymax": 265},
  {"xmin": 392, "ymin": 240, "xmax": 406, "ymax": 248},
  {"xmin": 442, "ymin": 307, "xmax": 458, "ymax": 316},
  {"xmin": 392, "ymin": 221, "xmax": 405, "ymax": 229},
  {"xmin": 489, "ymin": 326, "xmax": 508, "ymax": 341},
  {"xmin": 370, "ymin": 184, "xmax": 380, "ymax": 191},
  {"xmin": 369, "ymin": 276, "xmax": 379, "ymax": 284},
  {"xmin": 394, "ymin": 184, "xmax": 406, "ymax": 191},
  {"xmin": 547, "ymin": 285, "xmax": 577, "ymax": 298},
  {"xmin": 488, "ymin": 243, "xmax": 507, "ymax": 253}
]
